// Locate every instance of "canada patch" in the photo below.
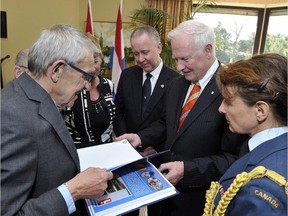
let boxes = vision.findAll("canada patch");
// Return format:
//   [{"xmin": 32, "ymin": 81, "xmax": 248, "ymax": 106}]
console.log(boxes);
[{"xmin": 250, "ymin": 186, "xmax": 282, "ymax": 209}]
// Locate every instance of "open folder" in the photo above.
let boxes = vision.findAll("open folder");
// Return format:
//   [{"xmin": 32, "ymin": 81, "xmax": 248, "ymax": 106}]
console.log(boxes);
[{"xmin": 77, "ymin": 139, "xmax": 178, "ymax": 216}]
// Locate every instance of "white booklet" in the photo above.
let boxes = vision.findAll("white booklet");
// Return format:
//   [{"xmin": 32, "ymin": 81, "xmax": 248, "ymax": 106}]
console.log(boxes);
[
  {"xmin": 77, "ymin": 139, "xmax": 178, "ymax": 216},
  {"xmin": 77, "ymin": 139, "xmax": 143, "ymax": 171}
]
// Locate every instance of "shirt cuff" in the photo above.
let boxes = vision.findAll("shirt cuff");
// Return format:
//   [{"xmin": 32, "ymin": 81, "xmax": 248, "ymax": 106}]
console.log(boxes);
[{"xmin": 57, "ymin": 184, "xmax": 76, "ymax": 214}]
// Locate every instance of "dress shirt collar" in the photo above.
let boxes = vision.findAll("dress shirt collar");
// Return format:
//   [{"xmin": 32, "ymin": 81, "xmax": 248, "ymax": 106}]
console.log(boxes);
[
  {"xmin": 143, "ymin": 58, "xmax": 163, "ymax": 81},
  {"xmin": 248, "ymin": 127, "xmax": 288, "ymax": 151},
  {"xmin": 197, "ymin": 59, "xmax": 219, "ymax": 91}
]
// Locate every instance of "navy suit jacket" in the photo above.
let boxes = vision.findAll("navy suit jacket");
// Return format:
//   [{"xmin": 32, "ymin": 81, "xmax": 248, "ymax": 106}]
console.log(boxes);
[
  {"xmin": 114, "ymin": 64, "xmax": 180, "ymax": 139},
  {"xmin": 214, "ymin": 133, "xmax": 287, "ymax": 216},
  {"xmin": 1, "ymin": 73, "xmax": 86, "ymax": 216},
  {"xmin": 138, "ymin": 70, "xmax": 248, "ymax": 215}
]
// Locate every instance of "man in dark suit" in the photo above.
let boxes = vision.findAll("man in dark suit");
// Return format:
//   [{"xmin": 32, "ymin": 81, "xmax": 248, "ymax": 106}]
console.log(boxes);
[
  {"xmin": 1, "ymin": 24, "xmax": 113, "ymax": 216},
  {"xmin": 114, "ymin": 25, "xmax": 180, "ymax": 151},
  {"xmin": 113, "ymin": 25, "xmax": 180, "ymax": 216},
  {"xmin": 117, "ymin": 20, "xmax": 248, "ymax": 216}
]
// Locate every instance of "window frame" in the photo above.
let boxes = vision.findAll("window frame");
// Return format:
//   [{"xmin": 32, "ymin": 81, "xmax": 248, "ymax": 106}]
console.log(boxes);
[{"xmin": 193, "ymin": 4, "xmax": 288, "ymax": 55}]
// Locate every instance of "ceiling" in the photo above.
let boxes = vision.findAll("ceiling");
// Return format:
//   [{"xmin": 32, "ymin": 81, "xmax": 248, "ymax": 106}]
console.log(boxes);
[{"xmin": 204, "ymin": 0, "xmax": 288, "ymax": 8}]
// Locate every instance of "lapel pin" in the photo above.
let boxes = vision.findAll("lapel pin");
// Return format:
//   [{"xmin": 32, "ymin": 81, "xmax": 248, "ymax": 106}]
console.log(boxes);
[
  {"xmin": 161, "ymin": 84, "xmax": 164, "ymax": 88},
  {"xmin": 211, "ymin": 91, "xmax": 214, "ymax": 94}
]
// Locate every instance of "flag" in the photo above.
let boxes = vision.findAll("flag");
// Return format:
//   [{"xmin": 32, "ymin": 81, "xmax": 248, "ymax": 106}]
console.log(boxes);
[
  {"xmin": 111, "ymin": 0, "xmax": 125, "ymax": 94},
  {"xmin": 85, "ymin": 0, "xmax": 94, "ymax": 35}
]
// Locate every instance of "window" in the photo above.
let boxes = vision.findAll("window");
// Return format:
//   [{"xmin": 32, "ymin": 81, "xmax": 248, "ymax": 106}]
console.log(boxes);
[
  {"xmin": 264, "ymin": 8, "xmax": 288, "ymax": 56},
  {"xmin": 193, "ymin": 6, "xmax": 288, "ymax": 64},
  {"xmin": 193, "ymin": 7, "xmax": 259, "ymax": 64}
]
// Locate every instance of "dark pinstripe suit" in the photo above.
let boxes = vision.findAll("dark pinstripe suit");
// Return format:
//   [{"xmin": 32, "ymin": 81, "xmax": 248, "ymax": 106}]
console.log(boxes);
[
  {"xmin": 114, "ymin": 64, "xmax": 180, "ymax": 140},
  {"xmin": 138, "ymin": 70, "xmax": 248, "ymax": 216}
]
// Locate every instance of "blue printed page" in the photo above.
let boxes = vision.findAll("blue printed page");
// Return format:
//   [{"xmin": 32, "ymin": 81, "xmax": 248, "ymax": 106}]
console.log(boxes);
[{"xmin": 86, "ymin": 161, "xmax": 178, "ymax": 216}]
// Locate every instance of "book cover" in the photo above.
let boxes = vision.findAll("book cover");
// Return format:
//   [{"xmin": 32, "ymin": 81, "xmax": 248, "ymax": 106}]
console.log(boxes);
[{"xmin": 77, "ymin": 140, "xmax": 178, "ymax": 216}]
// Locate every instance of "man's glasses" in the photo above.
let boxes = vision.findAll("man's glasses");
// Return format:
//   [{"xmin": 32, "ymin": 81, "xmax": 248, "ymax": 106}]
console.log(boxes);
[{"xmin": 67, "ymin": 63, "xmax": 95, "ymax": 83}]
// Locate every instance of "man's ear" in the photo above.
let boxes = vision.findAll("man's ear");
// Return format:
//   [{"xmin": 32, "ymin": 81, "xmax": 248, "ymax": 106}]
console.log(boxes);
[
  {"xmin": 255, "ymin": 101, "xmax": 269, "ymax": 122},
  {"xmin": 157, "ymin": 42, "xmax": 163, "ymax": 54},
  {"xmin": 50, "ymin": 60, "xmax": 66, "ymax": 83},
  {"xmin": 204, "ymin": 43, "xmax": 213, "ymax": 58},
  {"xmin": 14, "ymin": 66, "xmax": 23, "ymax": 79}
]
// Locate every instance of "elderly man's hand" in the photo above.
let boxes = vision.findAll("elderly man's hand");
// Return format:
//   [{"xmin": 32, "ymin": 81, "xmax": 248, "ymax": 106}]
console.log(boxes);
[
  {"xmin": 158, "ymin": 161, "xmax": 184, "ymax": 185},
  {"xmin": 65, "ymin": 167, "xmax": 113, "ymax": 201}
]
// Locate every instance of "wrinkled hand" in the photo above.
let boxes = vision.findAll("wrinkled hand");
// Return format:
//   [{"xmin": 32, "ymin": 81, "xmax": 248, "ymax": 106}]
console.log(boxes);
[
  {"xmin": 65, "ymin": 167, "xmax": 113, "ymax": 201},
  {"xmin": 158, "ymin": 161, "xmax": 184, "ymax": 185},
  {"xmin": 115, "ymin": 133, "xmax": 142, "ymax": 148}
]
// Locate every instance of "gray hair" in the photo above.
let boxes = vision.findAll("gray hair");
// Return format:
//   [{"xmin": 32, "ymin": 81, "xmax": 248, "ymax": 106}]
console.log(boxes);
[
  {"xmin": 168, "ymin": 20, "xmax": 216, "ymax": 55},
  {"xmin": 130, "ymin": 25, "xmax": 161, "ymax": 45},
  {"xmin": 15, "ymin": 49, "xmax": 29, "ymax": 67},
  {"xmin": 28, "ymin": 23, "xmax": 98, "ymax": 77}
]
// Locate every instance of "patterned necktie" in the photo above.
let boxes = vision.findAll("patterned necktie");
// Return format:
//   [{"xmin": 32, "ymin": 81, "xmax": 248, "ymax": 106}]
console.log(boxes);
[
  {"xmin": 178, "ymin": 82, "xmax": 201, "ymax": 129},
  {"xmin": 142, "ymin": 73, "xmax": 152, "ymax": 113}
]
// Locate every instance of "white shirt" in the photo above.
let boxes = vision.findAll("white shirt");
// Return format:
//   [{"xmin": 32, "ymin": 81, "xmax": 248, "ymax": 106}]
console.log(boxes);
[
  {"xmin": 248, "ymin": 127, "xmax": 288, "ymax": 151},
  {"xmin": 183, "ymin": 59, "xmax": 219, "ymax": 106}
]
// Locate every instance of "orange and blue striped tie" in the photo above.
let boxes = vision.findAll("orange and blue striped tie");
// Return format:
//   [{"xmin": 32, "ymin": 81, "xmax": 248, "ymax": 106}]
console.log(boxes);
[{"xmin": 178, "ymin": 82, "xmax": 201, "ymax": 129}]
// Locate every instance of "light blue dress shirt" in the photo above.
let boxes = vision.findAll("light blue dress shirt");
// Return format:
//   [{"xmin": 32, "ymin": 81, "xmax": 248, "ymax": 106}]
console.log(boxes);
[
  {"xmin": 248, "ymin": 127, "xmax": 288, "ymax": 151},
  {"xmin": 57, "ymin": 184, "xmax": 76, "ymax": 214}
]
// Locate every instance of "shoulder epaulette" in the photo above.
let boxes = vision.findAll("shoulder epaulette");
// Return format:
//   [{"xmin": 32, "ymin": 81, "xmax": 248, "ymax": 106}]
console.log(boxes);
[{"xmin": 203, "ymin": 166, "xmax": 288, "ymax": 216}]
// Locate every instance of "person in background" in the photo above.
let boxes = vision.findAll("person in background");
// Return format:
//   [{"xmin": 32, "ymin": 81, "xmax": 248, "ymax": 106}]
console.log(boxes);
[
  {"xmin": 14, "ymin": 48, "xmax": 29, "ymax": 78},
  {"xmin": 116, "ymin": 20, "xmax": 248, "ymax": 216},
  {"xmin": 114, "ymin": 25, "xmax": 180, "ymax": 215},
  {"xmin": 114, "ymin": 25, "xmax": 180, "ymax": 153},
  {"xmin": 1, "ymin": 23, "xmax": 113, "ymax": 216},
  {"xmin": 64, "ymin": 35, "xmax": 116, "ymax": 148},
  {"xmin": 203, "ymin": 53, "xmax": 287, "ymax": 216}
]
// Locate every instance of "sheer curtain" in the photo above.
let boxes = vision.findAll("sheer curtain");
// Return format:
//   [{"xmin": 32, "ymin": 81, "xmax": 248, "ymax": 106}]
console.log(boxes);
[{"xmin": 147, "ymin": 0, "xmax": 192, "ymax": 34}]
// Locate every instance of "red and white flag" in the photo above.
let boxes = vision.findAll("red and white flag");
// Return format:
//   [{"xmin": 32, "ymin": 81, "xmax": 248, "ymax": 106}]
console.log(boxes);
[
  {"xmin": 111, "ymin": 0, "xmax": 125, "ymax": 93},
  {"xmin": 85, "ymin": 0, "xmax": 94, "ymax": 35}
]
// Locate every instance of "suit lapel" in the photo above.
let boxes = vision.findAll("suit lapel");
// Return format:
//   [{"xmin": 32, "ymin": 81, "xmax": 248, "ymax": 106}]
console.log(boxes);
[
  {"xmin": 176, "ymin": 74, "xmax": 220, "ymax": 136},
  {"xmin": 39, "ymin": 102, "xmax": 80, "ymax": 171},
  {"xmin": 220, "ymin": 133, "xmax": 288, "ymax": 181},
  {"xmin": 19, "ymin": 73, "xmax": 80, "ymax": 171},
  {"xmin": 173, "ymin": 78, "xmax": 190, "ymax": 133},
  {"xmin": 143, "ymin": 66, "xmax": 172, "ymax": 119},
  {"xmin": 132, "ymin": 67, "xmax": 144, "ymax": 120}
]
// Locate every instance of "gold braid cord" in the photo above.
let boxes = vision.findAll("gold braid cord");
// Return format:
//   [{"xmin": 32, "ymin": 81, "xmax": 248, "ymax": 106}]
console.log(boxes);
[{"xmin": 202, "ymin": 166, "xmax": 288, "ymax": 216}]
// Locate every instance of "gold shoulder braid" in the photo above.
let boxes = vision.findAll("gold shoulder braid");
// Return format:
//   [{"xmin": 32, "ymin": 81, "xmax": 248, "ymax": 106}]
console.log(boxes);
[{"xmin": 203, "ymin": 166, "xmax": 288, "ymax": 216}]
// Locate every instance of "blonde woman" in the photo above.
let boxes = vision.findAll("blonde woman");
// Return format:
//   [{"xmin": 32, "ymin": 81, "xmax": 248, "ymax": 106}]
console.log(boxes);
[{"xmin": 65, "ymin": 39, "xmax": 116, "ymax": 148}]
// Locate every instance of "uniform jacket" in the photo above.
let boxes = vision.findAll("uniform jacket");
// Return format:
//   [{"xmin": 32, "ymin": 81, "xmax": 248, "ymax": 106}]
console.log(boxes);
[
  {"xmin": 114, "ymin": 64, "xmax": 180, "ymax": 139},
  {"xmin": 214, "ymin": 133, "xmax": 287, "ymax": 216},
  {"xmin": 1, "ymin": 73, "xmax": 86, "ymax": 216},
  {"xmin": 138, "ymin": 69, "xmax": 248, "ymax": 216}
]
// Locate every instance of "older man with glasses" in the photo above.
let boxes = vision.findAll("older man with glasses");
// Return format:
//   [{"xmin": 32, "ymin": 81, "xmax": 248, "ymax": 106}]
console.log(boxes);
[
  {"xmin": 66, "ymin": 62, "xmax": 95, "ymax": 83},
  {"xmin": 1, "ymin": 23, "xmax": 113, "ymax": 216}
]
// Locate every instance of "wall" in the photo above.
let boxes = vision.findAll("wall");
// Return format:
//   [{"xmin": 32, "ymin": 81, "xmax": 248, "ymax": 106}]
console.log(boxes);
[
  {"xmin": 0, "ymin": 0, "xmax": 146, "ymax": 86},
  {"xmin": 1, "ymin": 0, "xmax": 285, "ymax": 85}
]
